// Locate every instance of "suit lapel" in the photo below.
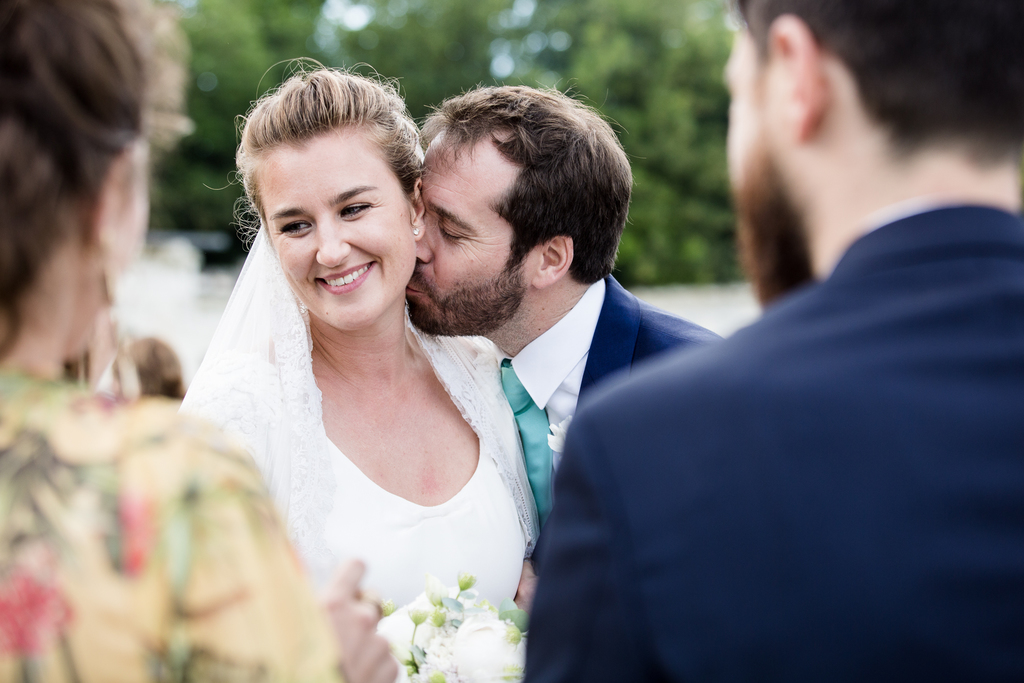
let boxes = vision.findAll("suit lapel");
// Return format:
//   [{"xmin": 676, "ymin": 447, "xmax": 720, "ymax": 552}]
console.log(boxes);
[{"xmin": 580, "ymin": 276, "xmax": 641, "ymax": 396}]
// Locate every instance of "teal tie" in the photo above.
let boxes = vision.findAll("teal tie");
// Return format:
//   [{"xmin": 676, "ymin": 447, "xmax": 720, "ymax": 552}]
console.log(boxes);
[{"xmin": 500, "ymin": 359, "xmax": 553, "ymax": 525}]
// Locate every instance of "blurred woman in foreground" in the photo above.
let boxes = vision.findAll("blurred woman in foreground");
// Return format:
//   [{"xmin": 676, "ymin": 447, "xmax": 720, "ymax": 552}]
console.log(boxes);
[{"xmin": 0, "ymin": 0, "xmax": 393, "ymax": 681}]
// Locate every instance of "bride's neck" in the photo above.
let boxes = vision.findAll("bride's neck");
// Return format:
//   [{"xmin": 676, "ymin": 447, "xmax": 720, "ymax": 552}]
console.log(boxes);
[{"xmin": 309, "ymin": 311, "xmax": 419, "ymax": 388}]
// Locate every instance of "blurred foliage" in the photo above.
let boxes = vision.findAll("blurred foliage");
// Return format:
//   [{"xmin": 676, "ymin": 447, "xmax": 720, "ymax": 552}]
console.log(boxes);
[{"xmin": 154, "ymin": 0, "xmax": 738, "ymax": 283}]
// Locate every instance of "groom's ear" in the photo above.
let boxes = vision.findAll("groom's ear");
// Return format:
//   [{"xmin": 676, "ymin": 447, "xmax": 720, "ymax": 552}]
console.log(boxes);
[{"xmin": 527, "ymin": 235, "xmax": 574, "ymax": 290}]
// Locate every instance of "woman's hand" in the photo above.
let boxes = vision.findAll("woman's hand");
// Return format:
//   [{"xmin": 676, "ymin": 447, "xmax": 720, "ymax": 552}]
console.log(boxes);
[
  {"xmin": 514, "ymin": 559, "xmax": 538, "ymax": 613},
  {"xmin": 323, "ymin": 560, "xmax": 398, "ymax": 683}
]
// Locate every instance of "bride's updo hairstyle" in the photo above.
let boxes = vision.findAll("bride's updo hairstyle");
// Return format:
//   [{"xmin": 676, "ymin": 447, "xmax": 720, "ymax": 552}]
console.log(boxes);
[{"xmin": 236, "ymin": 68, "xmax": 422, "ymax": 235}]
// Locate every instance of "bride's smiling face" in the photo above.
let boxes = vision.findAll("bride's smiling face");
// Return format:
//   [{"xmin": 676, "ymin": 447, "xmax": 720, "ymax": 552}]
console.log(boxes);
[{"xmin": 260, "ymin": 129, "xmax": 424, "ymax": 334}]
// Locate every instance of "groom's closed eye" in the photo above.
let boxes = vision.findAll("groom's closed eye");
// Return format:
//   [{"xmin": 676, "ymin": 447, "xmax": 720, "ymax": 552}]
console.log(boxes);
[{"xmin": 429, "ymin": 205, "xmax": 473, "ymax": 242}]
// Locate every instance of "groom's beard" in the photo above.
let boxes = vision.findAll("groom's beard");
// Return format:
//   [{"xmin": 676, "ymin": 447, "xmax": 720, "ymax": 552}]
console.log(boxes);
[
  {"xmin": 734, "ymin": 138, "xmax": 814, "ymax": 306},
  {"xmin": 407, "ymin": 256, "xmax": 528, "ymax": 337}
]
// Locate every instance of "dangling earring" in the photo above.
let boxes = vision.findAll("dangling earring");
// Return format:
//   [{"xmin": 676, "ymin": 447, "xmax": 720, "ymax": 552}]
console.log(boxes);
[
  {"xmin": 99, "ymin": 233, "xmax": 119, "ymax": 305},
  {"xmin": 102, "ymin": 263, "xmax": 118, "ymax": 304},
  {"xmin": 96, "ymin": 233, "xmax": 140, "ymax": 401},
  {"xmin": 115, "ymin": 337, "xmax": 141, "ymax": 402}
]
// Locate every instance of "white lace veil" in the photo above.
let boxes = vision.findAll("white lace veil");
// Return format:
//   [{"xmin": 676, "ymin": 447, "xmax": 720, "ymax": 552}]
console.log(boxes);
[{"xmin": 182, "ymin": 228, "xmax": 539, "ymax": 584}]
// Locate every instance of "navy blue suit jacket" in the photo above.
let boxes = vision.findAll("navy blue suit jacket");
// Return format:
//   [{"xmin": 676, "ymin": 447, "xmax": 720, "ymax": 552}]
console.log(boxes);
[
  {"xmin": 580, "ymin": 276, "xmax": 720, "ymax": 398},
  {"xmin": 532, "ymin": 276, "xmax": 718, "ymax": 562},
  {"xmin": 526, "ymin": 207, "xmax": 1024, "ymax": 682}
]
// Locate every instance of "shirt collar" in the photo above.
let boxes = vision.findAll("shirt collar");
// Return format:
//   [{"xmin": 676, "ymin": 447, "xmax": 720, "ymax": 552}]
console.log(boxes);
[{"xmin": 508, "ymin": 279, "xmax": 606, "ymax": 409}]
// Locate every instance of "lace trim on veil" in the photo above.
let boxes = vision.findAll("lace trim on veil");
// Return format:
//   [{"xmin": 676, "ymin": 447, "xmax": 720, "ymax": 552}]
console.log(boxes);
[
  {"xmin": 182, "ymin": 228, "xmax": 538, "ymax": 584},
  {"xmin": 181, "ymin": 229, "xmax": 335, "ymax": 578}
]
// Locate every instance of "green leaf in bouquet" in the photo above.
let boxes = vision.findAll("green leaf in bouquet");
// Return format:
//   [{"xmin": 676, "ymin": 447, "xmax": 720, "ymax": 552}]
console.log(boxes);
[
  {"xmin": 451, "ymin": 619, "xmax": 463, "ymax": 628},
  {"xmin": 499, "ymin": 598, "xmax": 517, "ymax": 613},
  {"xmin": 499, "ymin": 608, "xmax": 529, "ymax": 633},
  {"xmin": 411, "ymin": 645, "xmax": 426, "ymax": 667},
  {"xmin": 441, "ymin": 597, "xmax": 464, "ymax": 613}
]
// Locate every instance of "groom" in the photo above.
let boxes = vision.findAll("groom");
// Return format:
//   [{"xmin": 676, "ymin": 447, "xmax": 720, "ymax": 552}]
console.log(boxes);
[
  {"xmin": 525, "ymin": 0, "xmax": 1024, "ymax": 680},
  {"xmin": 406, "ymin": 86, "xmax": 719, "ymax": 532}
]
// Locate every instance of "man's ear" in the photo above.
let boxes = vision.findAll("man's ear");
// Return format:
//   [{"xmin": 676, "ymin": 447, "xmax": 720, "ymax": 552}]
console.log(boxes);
[
  {"xmin": 766, "ymin": 15, "xmax": 831, "ymax": 143},
  {"xmin": 527, "ymin": 235, "xmax": 574, "ymax": 290}
]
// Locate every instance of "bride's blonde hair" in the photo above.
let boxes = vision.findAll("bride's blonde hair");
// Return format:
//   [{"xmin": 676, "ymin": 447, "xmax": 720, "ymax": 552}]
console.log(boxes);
[{"xmin": 235, "ymin": 67, "xmax": 422, "ymax": 241}]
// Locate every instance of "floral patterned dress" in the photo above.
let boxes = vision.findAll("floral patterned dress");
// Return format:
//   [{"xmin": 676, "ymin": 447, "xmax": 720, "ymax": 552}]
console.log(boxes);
[{"xmin": 0, "ymin": 372, "xmax": 342, "ymax": 682}]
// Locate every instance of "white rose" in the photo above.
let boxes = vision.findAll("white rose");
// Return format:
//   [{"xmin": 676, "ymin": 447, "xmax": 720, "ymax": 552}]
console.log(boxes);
[
  {"xmin": 451, "ymin": 615, "xmax": 525, "ymax": 682},
  {"xmin": 547, "ymin": 416, "xmax": 572, "ymax": 453}
]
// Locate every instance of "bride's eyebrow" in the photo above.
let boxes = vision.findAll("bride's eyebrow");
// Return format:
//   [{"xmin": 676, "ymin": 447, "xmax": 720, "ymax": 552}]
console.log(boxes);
[
  {"xmin": 268, "ymin": 186, "xmax": 377, "ymax": 222},
  {"xmin": 328, "ymin": 185, "xmax": 376, "ymax": 207}
]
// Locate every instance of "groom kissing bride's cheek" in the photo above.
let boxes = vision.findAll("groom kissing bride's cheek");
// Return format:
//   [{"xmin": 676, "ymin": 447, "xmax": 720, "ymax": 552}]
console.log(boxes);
[
  {"xmin": 406, "ymin": 85, "xmax": 719, "ymax": 543},
  {"xmin": 177, "ymin": 68, "xmax": 718, "ymax": 681}
]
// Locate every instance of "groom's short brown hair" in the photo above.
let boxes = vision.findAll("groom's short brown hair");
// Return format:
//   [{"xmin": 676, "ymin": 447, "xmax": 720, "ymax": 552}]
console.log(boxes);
[
  {"xmin": 734, "ymin": 0, "xmax": 1024, "ymax": 162},
  {"xmin": 422, "ymin": 86, "xmax": 632, "ymax": 285}
]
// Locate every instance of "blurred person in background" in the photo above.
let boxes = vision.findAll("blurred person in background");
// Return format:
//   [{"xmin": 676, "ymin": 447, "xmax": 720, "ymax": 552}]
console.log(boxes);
[
  {"xmin": 0, "ymin": 0, "xmax": 394, "ymax": 681},
  {"xmin": 115, "ymin": 336, "xmax": 187, "ymax": 400},
  {"xmin": 525, "ymin": 0, "xmax": 1024, "ymax": 680}
]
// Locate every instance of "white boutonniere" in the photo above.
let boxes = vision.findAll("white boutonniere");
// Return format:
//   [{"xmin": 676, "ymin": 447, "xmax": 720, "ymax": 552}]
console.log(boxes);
[{"xmin": 547, "ymin": 416, "xmax": 572, "ymax": 453}]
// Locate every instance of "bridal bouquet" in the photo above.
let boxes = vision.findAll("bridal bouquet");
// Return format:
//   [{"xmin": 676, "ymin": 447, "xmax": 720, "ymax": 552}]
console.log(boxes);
[{"xmin": 377, "ymin": 573, "xmax": 529, "ymax": 683}]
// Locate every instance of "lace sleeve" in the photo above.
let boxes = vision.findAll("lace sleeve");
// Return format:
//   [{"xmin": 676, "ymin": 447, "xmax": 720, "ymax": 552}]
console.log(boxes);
[{"xmin": 413, "ymin": 328, "xmax": 540, "ymax": 556}]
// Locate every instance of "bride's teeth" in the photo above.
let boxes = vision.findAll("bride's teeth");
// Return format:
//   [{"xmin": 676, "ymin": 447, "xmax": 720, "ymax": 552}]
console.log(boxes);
[{"xmin": 326, "ymin": 265, "xmax": 369, "ymax": 287}]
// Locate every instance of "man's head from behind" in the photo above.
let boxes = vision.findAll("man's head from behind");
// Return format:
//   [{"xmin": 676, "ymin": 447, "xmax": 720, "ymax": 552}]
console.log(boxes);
[
  {"xmin": 728, "ymin": 0, "xmax": 1024, "ymax": 304},
  {"xmin": 407, "ymin": 86, "xmax": 631, "ymax": 342}
]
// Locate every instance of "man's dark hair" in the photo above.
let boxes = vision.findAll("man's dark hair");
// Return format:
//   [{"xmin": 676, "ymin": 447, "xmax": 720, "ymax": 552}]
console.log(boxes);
[
  {"xmin": 735, "ymin": 0, "xmax": 1024, "ymax": 162},
  {"xmin": 422, "ymin": 86, "xmax": 632, "ymax": 285}
]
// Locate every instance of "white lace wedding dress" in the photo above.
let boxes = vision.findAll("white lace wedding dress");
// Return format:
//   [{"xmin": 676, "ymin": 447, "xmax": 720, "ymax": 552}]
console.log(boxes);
[{"xmin": 181, "ymin": 229, "xmax": 539, "ymax": 595}]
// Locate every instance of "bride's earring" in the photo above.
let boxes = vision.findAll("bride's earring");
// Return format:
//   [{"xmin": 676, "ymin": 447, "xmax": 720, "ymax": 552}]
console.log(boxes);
[{"xmin": 413, "ymin": 227, "xmax": 421, "ymax": 236}]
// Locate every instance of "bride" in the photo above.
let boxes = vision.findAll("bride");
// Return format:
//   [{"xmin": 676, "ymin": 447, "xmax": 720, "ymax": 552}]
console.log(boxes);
[{"xmin": 182, "ymin": 68, "xmax": 538, "ymax": 605}]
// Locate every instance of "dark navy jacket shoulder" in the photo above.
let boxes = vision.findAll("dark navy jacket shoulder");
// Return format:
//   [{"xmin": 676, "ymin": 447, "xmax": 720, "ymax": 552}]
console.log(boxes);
[
  {"xmin": 526, "ymin": 207, "xmax": 1024, "ymax": 683},
  {"xmin": 580, "ymin": 276, "xmax": 720, "ymax": 396}
]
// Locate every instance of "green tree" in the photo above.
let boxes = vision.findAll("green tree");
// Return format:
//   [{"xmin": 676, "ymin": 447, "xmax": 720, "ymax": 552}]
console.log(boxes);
[
  {"xmin": 535, "ymin": 0, "xmax": 736, "ymax": 284},
  {"xmin": 152, "ymin": 0, "xmax": 322, "ymax": 238},
  {"xmin": 329, "ymin": 0, "xmax": 737, "ymax": 284},
  {"xmin": 155, "ymin": 0, "xmax": 738, "ymax": 283}
]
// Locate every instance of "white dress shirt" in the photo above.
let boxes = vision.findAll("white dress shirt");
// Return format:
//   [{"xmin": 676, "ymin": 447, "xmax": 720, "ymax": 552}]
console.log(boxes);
[{"xmin": 505, "ymin": 279, "xmax": 606, "ymax": 471}]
